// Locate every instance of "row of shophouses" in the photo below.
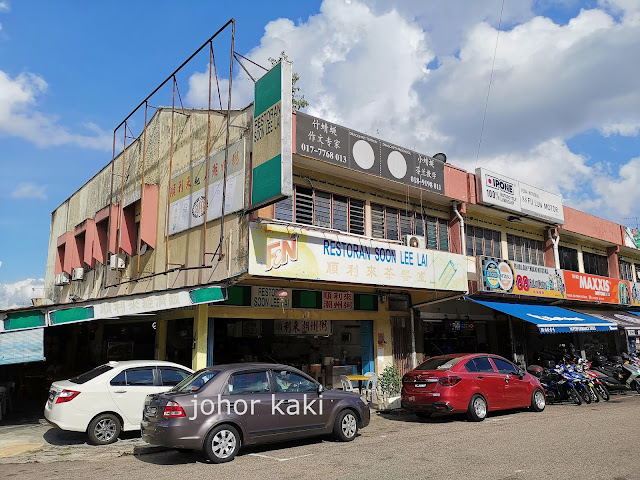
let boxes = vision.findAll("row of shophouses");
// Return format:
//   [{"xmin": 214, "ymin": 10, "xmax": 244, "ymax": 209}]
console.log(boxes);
[{"xmin": 2, "ymin": 95, "xmax": 640, "ymax": 393}]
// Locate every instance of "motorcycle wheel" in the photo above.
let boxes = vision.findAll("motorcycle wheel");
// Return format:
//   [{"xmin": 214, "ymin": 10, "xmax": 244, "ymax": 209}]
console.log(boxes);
[
  {"xmin": 569, "ymin": 387, "xmax": 582, "ymax": 406},
  {"xmin": 595, "ymin": 384, "xmax": 610, "ymax": 401},
  {"xmin": 589, "ymin": 386, "xmax": 599, "ymax": 402},
  {"xmin": 634, "ymin": 381, "xmax": 640, "ymax": 394},
  {"xmin": 577, "ymin": 386, "xmax": 591, "ymax": 404}
]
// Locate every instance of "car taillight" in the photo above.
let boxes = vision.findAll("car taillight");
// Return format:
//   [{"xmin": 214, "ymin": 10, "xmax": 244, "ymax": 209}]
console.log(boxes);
[
  {"xmin": 55, "ymin": 390, "xmax": 81, "ymax": 404},
  {"xmin": 163, "ymin": 401, "xmax": 186, "ymax": 418},
  {"xmin": 438, "ymin": 376, "xmax": 462, "ymax": 386}
]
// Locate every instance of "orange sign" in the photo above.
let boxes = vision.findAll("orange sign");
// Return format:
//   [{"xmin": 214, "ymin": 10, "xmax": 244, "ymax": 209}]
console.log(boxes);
[{"xmin": 564, "ymin": 271, "xmax": 631, "ymax": 305}]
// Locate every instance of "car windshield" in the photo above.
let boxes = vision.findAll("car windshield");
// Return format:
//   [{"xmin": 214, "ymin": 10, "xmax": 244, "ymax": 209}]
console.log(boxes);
[
  {"xmin": 415, "ymin": 356, "xmax": 463, "ymax": 371},
  {"xmin": 171, "ymin": 370, "xmax": 219, "ymax": 393},
  {"xmin": 69, "ymin": 365, "xmax": 114, "ymax": 384}
]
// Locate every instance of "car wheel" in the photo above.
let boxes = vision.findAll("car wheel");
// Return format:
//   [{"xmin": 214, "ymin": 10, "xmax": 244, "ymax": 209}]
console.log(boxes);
[
  {"xmin": 530, "ymin": 388, "xmax": 546, "ymax": 412},
  {"xmin": 333, "ymin": 409, "xmax": 358, "ymax": 442},
  {"xmin": 204, "ymin": 425, "xmax": 241, "ymax": 463},
  {"xmin": 466, "ymin": 394, "xmax": 487, "ymax": 422},
  {"xmin": 415, "ymin": 412, "xmax": 432, "ymax": 420},
  {"xmin": 87, "ymin": 413, "xmax": 121, "ymax": 445}
]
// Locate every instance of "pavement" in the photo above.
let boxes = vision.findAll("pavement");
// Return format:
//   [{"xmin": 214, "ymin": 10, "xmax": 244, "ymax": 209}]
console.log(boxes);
[{"xmin": 2, "ymin": 394, "xmax": 640, "ymax": 479}]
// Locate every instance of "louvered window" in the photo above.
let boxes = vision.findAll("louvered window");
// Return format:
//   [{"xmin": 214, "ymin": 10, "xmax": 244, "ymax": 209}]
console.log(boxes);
[
  {"xmin": 619, "ymin": 260, "xmax": 634, "ymax": 281},
  {"xmin": 466, "ymin": 225, "xmax": 502, "ymax": 257},
  {"xmin": 333, "ymin": 196, "xmax": 348, "ymax": 232},
  {"xmin": 386, "ymin": 207, "xmax": 399, "ymax": 241},
  {"xmin": 400, "ymin": 211, "xmax": 413, "ymax": 237},
  {"xmin": 349, "ymin": 199, "xmax": 365, "ymax": 235},
  {"xmin": 438, "ymin": 218, "xmax": 449, "ymax": 251},
  {"xmin": 295, "ymin": 187, "xmax": 313, "ymax": 225},
  {"xmin": 507, "ymin": 234, "xmax": 544, "ymax": 265},
  {"xmin": 314, "ymin": 191, "xmax": 331, "ymax": 228},
  {"xmin": 371, "ymin": 204, "xmax": 385, "ymax": 239},
  {"xmin": 274, "ymin": 195, "xmax": 293, "ymax": 222},
  {"xmin": 426, "ymin": 217, "xmax": 438, "ymax": 250}
]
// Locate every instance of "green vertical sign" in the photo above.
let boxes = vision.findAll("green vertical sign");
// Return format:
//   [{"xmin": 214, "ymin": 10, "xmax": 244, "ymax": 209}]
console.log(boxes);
[{"xmin": 251, "ymin": 60, "xmax": 292, "ymax": 209}]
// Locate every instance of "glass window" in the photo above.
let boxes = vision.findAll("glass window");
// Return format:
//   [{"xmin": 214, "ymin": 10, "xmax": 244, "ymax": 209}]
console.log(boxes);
[
  {"xmin": 492, "ymin": 358, "xmax": 518, "ymax": 374},
  {"xmin": 559, "ymin": 246, "xmax": 579, "ymax": 272},
  {"xmin": 426, "ymin": 217, "xmax": 438, "ymax": 250},
  {"xmin": 466, "ymin": 226, "xmax": 475, "ymax": 257},
  {"xmin": 400, "ymin": 211, "xmax": 413, "ymax": 237},
  {"xmin": 416, "ymin": 356, "xmax": 463, "ymax": 371},
  {"xmin": 371, "ymin": 204, "xmax": 385, "ymax": 238},
  {"xmin": 466, "ymin": 225, "xmax": 501, "ymax": 257},
  {"xmin": 386, "ymin": 207, "xmax": 399, "ymax": 241},
  {"xmin": 70, "ymin": 365, "xmax": 113, "ymax": 384},
  {"xmin": 464, "ymin": 360, "xmax": 479, "ymax": 373},
  {"xmin": 272, "ymin": 371, "xmax": 317, "ymax": 393},
  {"xmin": 507, "ymin": 234, "xmax": 544, "ymax": 265},
  {"xmin": 636, "ymin": 264, "xmax": 640, "ymax": 282},
  {"xmin": 620, "ymin": 260, "xmax": 634, "ymax": 282},
  {"xmin": 473, "ymin": 357, "xmax": 495, "ymax": 372},
  {"xmin": 295, "ymin": 187, "xmax": 314, "ymax": 225},
  {"xmin": 109, "ymin": 371, "xmax": 126, "ymax": 386},
  {"xmin": 124, "ymin": 368, "xmax": 155, "ymax": 386},
  {"xmin": 314, "ymin": 191, "xmax": 332, "ymax": 228},
  {"xmin": 349, "ymin": 199, "xmax": 365, "ymax": 235},
  {"xmin": 160, "ymin": 368, "xmax": 190, "ymax": 387},
  {"xmin": 333, "ymin": 196, "xmax": 348, "ymax": 232},
  {"xmin": 583, "ymin": 252, "xmax": 608, "ymax": 277},
  {"xmin": 173, "ymin": 370, "xmax": 219, "ymax": 393},
  {"xmin": 229, "ymin": 371, "xmax": 270, "ymax": 395},
  {"xmin": 439, "ymin": 218, "xmax": 450, "ymax": 252}
]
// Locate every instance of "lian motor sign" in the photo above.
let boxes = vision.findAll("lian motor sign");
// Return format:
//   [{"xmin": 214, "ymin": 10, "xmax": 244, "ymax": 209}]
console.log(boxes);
[
  {"xmin": 475, "ymin": 168, "xmax": 564, "ymax": 224},
  {"xmin": 248, "ymin": 222, "xmax": 467, "ymax": 291},
  {"xmin": 479, "ymin": 255, "xmax": 640, "ymax": 306},
  {"xmin": 295, "ymin": 112, "xmax": 445, "ymax": 195},
  {"xmin": 251, "ymin": 60, "xmax": 293, "ymax": 209}
]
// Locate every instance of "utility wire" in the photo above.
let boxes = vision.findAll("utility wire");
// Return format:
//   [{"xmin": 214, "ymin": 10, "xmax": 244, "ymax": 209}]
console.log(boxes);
[{"xmin": 476, "ymin": 0, "xmax": 505, "ymax": 168}]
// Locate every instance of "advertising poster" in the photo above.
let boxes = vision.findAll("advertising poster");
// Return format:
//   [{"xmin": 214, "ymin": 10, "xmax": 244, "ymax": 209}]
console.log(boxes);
[
  {"xmin": 563, "ymin": 271, "xmax": 632, "ymax": 305},
  {"xmin": 478, "ymin": 256, "xmax": 566, "ymax": 299},
  {"xmin": 248, "ymin": 222, "xmax": 468, "ymax": 292}
]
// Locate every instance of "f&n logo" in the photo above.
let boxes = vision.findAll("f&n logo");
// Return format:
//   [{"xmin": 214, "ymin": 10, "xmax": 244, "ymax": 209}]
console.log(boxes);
[{"xmin": 265, "ymin": 237, "xmax": 298, "ymax": 271}]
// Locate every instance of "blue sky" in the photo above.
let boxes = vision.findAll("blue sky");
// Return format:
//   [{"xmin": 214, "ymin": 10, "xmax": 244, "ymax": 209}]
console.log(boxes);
[{"xmin": 0, "ymin": 0, "xmax": 639, "ymax": 306}]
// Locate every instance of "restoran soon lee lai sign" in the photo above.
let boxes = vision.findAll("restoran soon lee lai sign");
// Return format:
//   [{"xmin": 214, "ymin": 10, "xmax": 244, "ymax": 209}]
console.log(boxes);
[{"xmin": 248, "ymin": 223, "xmax": 467, "ymax": 291}]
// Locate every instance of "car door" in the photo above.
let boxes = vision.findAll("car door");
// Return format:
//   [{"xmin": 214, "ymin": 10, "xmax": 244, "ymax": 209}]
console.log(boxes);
[
  {"xmin": 271, "ymin": 369, "xmax": 330, "ymax": 434},
  {"xmin": 224, "ymin": 369, "xmax": 274, "ymax": 440},
  {"xmin": 491, "ymin": 357, "xmax": 529, "ymax": 408},
  {"xmin": 107, "ymin": 367, "xmax": 160, "ymax": 428},
  {"xmin": 157, "ymin": 367, "xmax": 191, "ymax": 391},
  {"xmin": 470, "ymin": 356, "xmax": 506, "ymax": 410}
]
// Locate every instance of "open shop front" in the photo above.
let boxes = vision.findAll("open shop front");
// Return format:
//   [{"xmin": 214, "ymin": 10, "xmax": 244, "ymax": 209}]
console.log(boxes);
[{"xmin": 467, "ymin": 298, "xmax": 620, "ymax": 366}]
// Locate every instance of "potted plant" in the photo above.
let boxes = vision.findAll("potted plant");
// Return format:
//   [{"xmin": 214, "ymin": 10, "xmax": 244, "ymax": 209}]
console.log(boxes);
[{"xmin": 378, "ymin": 364, "xmax": 402, "ymax": 410}]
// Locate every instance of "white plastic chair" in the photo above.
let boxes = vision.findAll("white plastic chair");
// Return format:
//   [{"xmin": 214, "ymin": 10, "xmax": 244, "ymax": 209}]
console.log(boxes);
[
  {"xmin": 363, "ymin": 374, "xmax": 379, "ymax": 403},
  {"xmin": 340, "ymin": 375, "xmax": 357, "ymax": 392}
]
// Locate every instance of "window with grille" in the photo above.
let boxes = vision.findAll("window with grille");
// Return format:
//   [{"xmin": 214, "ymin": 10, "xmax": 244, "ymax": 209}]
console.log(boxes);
[
  {"xmin": 559, "ymin": 246, "xmax": 579, "ymax": 272},
  {"xmin": 583, "ymin": 252, "xmax": 608, "ymax": 277},
  {"xmin": 273, "ymin": 186, "xmax": 365, "ymax": 235},
  {"xmin": 371, "ymin": 204, "xmax": 449, "ymax": 251},
  {"xmin": 507, "ymin": 234, "xmax": 545, "ymax": 266},
  {"xmin": 619, "ymin": 260, "xmax": 634, "ymax": 281},
  {"xmin": 465, "ymin": 225, "xmax": 501, "ymax": 257}
]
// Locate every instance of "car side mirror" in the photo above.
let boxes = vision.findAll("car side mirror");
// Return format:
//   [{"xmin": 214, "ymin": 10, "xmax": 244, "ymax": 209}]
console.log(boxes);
[{"xmin": 317, "ymin": 383, "xmax": 325, "ymax": 395}]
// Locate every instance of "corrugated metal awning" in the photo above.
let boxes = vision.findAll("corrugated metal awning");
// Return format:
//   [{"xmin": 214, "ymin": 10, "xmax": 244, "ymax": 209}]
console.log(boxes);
[{"xmin": 0, "ymin": 328, "xmax": 45, "ymax": 365}]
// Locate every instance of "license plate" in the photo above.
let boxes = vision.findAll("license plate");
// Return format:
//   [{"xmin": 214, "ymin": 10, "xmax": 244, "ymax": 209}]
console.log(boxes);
[
  {"xmin": 145, "ymin": 406, "xmax": 157, "ymax": 415},
  {"xmin": 414, "ymin": 383, "xmax": 427, "ymax": 388}
]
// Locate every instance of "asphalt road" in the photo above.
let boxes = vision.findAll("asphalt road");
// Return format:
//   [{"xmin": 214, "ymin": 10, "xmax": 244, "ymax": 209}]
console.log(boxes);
[{"xmin": 4, "ymin": 395, "xmax": 640, "ymax": 480}]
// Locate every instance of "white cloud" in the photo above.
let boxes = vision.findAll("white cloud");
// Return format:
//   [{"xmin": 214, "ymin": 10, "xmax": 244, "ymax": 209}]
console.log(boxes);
[
  {"xmin": 0, "ymin": 278, "xmax": 44, "ymax": 309},
  {"xmin": 0, "ymin": 70, "xmax": 111, "ymax": 149},
  {"xmin": 0, "ymin": 2, "xmax": 8, "ymax": 13},
  {"xmin": 600, "ymin": 122, "xmax": 640, "ymax": 137},
  {"xmin": 0, "ymin": 260, "xmax": 2, "ymax": 268},
  {"xmin": 11, "ymin": 182, "xmax": 47, "ymax": 200},
  {"xmin": 592, "ymin": 156, "xmax": 640, "ymax": 215}
]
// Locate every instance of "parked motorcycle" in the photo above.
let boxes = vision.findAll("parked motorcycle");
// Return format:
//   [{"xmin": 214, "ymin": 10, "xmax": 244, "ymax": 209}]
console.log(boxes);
[{"xmin": 527, "ymin": 360, "xmax": 582, "ymax": 406}]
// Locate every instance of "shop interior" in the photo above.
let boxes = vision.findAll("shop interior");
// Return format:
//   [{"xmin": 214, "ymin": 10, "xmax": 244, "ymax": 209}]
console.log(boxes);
[{"xmin": 213, "ymin": 318, "xmax": 368, "ymax": 388}]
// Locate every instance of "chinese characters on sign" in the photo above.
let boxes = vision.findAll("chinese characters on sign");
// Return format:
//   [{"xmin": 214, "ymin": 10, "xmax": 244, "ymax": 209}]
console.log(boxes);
[
  {"xmin": 274, "ymin": 319, "xmax": 331, "ymax": 336},
  {"xmin": 295, "ymin": 112, "xmax": 445, "ymax": 195},
  {"xmin": 322, "ymin": 291, "xmax": 354, "ymax": 310}
]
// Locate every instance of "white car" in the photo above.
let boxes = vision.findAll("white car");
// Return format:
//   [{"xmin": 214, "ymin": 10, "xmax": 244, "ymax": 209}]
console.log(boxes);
[{"xmin": 45, "ymin": 360, "xmax": 193, "ymax": 445}]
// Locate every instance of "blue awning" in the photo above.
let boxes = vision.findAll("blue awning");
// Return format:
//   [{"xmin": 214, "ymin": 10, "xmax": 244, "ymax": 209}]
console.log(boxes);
[
  {"xmin": 468, "ymin": 298, "xmax": 618, "ymax": 334},
  {"xmin": 0, "ymin": 328, "xmax": 45, "ymax": 365},
  {"xmin": 628, "ymin": 311, "xmax": 640, "ymax": 317}
]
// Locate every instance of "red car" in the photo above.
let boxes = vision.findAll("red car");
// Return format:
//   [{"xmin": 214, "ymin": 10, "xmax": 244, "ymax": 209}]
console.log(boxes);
[{"xmin": 401, "ymin": 354, "xmax": 545, "ymax": 421}]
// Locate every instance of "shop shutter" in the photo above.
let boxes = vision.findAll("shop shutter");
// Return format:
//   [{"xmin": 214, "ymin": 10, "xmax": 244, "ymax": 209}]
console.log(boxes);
[
  {"xmin": 333, "ymin": 195, "xmax": 348, "ymax": 232},
  {"xmin": 426, "ymin": 217, "xmax": 438, "ymax": 249},
  {"xmin": 295, "ymin": 187, "xmax": 313, "ymax": 225},
  {"xmin": 349, "ymin": 199, "xmax": 365, "ymax": 235},
  {"xmin": 314, "ymin": 191, "xmax": 331, "ymax": 228},
  {"xmin": 371, "ymin": 204, "xmax": 385, "ymax": 238},
  {"xmin": 274, "ymin": 196, "xmax": 293, "ymax": 222},
  {"xmin": 438, "ymin": 218, "xmax": 449, "ymax": 251},
  {"xmin": 386, "ymin": 207, "xmax": 399, "ymax": 241}
]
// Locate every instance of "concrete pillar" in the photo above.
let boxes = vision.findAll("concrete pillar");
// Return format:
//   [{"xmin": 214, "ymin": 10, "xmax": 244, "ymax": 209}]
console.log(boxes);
[
  {"xmin": 155, "ymin": 319, "xmax": 167, "ymax": 361},
  {"xmin": 192, "ymin": 304, "xmax": 208, "ymax": 370},
  {"xmin": 607, "ymin": 246, "xmax": 620, "ymax": 279}
]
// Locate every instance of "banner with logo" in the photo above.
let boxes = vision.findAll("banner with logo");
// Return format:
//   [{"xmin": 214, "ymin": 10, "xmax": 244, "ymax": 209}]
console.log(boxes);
[
  {"xmin": 248, "ymin": 222, "xmax": 468, "ymax": 291},
  {"xmin": 563, "ymin": 271, "xmax": 632, "ymax": 305},
  {"xmin": 623, "ymin": 227, "xmax": 640, "ymax": 249},
  {"xmin": 168, "ymin": 139, "xmax": 245, "ymax": 235},
  {"xmin": 478, "ymin": 256, "xmax": 566, "ymax": 299}
]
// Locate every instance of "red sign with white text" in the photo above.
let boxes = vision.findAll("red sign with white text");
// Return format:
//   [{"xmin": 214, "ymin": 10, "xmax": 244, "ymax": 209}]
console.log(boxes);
[{"xmin": 564, "ymin": 271, "xmax": 631, "ymax": 305}]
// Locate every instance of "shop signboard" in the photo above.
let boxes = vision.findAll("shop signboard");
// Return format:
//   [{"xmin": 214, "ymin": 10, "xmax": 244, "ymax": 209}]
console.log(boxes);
[
  {"xmin": 475, "ymin": 168, "xmax": 564, "ymax": 225},
  {"xmin": 563, "ymin": 271, "xmax": 632, "ymax": 305},
  {"xmin": 478, "ymin": 256, "xmax": 566, "ymax": 299},
  {"xmin": 623, "ymin": 227, "xmax": 640, "ymax": 250},
  {"xmin": 248, "ymin": 222, "xmax": 468, "ymax": 292},
  {"xmin": 251, "ymin": 60, "xmax": 293, "ymax": 209},
  {"xmin": 274, "ymin": 318, "xmax": 331, "ymax": 335},
  {"xmin": 322, "ymin": 291, "xmax": 354, "ymax": 310},
  {"xmin": 168, "ymin": 139, "xmax": 245, "ymax": 235},
  {"xmin": 251, "ymin": 286, "xmax": 292, "ymax": 308},
  {"xmin": 295, "ymin": 112, "xmax": 444, "ymax": 195}
]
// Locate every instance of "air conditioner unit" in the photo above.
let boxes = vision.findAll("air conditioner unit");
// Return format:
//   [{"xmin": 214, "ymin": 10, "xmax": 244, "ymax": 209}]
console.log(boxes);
[
  {"xmin": 109, "ymin": 254, "xmax": 125, "ymax": 270},
  {"xmin": 72, "ymin": 267, "xmax": 84, "ymax": 281},
  {"xmin": 404, "ymin": 235, "xmax": 426, "ymax": 249},
  {"xmin": 55, "ymin": 272, "xmax": 70, "ymax": 286}
]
